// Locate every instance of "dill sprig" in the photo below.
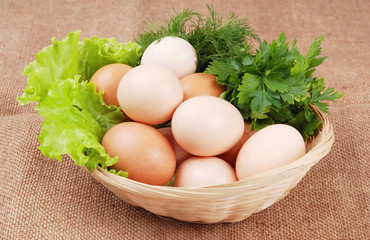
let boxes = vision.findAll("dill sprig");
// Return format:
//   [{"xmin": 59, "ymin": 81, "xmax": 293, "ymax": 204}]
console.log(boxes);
[{"xmin": 135, "ymin": 5, "xmax": 260, "ymax": 72}]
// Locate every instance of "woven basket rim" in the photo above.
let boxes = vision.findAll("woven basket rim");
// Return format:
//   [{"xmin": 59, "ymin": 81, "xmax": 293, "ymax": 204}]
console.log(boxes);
[{"xmin": 93, "ymin": 105, "xmax": 334, "ymax": 195}]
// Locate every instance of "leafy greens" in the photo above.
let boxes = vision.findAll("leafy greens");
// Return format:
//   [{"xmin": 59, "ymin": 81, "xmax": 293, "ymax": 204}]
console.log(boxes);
[
  {"xmin": 136, "ymin": 4, "xmax": 259, "ymax": 72},
  {"xmin": 206, "ymin": 33, "xmax": 343, "ymax": 139},
  {"xmin": 17, "ymin": 7, "xmax": 343, "ymax": 178},
  {"xmin": 17, "ymin": 31, "xmax": 142, "ymax": 173}
]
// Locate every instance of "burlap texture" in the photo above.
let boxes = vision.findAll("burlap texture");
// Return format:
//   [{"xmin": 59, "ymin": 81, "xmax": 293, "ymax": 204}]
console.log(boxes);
[{"xmin": 0, "ymin": 0, "xmax": 369, "ymax": 239}]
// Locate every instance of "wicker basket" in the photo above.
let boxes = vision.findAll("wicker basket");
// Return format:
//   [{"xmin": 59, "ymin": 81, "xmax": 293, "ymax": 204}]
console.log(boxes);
[{"xmin": 91, "ymin": 106, "xmax": 334, "ymax": 224}]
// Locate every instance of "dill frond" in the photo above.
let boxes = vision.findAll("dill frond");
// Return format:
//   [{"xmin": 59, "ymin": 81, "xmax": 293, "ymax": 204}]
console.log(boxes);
[{"xmin": 135, "ymin": 4, "xmax": 259, "ymax": 72}]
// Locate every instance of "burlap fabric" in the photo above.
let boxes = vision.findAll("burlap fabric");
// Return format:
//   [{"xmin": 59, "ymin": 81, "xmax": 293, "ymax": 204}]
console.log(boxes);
[{"xmin": 1, "ymin": 0, "xmax": 369, "ymax": 239}]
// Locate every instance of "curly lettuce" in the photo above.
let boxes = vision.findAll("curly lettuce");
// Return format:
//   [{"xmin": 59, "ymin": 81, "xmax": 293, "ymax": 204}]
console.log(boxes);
[
  {"xmin": 17, "ymin": 31, "xmax": 80, "ymax": 106},
  {"xmin": 38, "ymin": 76, "xmax": 125, "ymax": 172},
  {"xmin": 17, "ymin": 30, "xmax": 142, "ymax": 106},
  {"xmin": 17, "ymin": 31, "xmax": 142, "ymax": 173},
  {"xmin": 78, "ymin": 36, "xmax": 142, "ymax": 81}
]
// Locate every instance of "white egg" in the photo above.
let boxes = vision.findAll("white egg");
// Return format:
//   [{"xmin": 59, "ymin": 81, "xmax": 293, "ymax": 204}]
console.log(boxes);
[
  {"xmin": 140, "ymin": 36, "xmax": 197, "ymax": 79},
  {"xmin": 174, "ymin": 156, "xmax": 237, "ymax": 187},
  {"xmin": 116, "ymin": 65, "xmax": 183, "ymax": 125},
  {"xmin": 236, "ymin": 124, "xmax": 306, "ymax": 180},
  {"xmin": 171, "ymin": 96, "xmax": 245, "ymax": 156}
]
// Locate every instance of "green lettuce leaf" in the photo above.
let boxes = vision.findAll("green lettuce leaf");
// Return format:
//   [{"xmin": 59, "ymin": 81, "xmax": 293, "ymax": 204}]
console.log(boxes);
[
  {"xmin": 17, "ymin": 31, "xmax": 142, "ymax": 174},
  {"xmin": 78, "ymin": 37, "xmax": 142, "ymax": 81},
  {"xmin": 38, "ymin": 76, "xmax": 124, "ymax": 172},
  {"xmin": 17, "ymin": 31, "xmax": 80, "ymax": 106},
  {"xmin": 17, "ymin": 30, "xmax": 142, "ymax": 107}
]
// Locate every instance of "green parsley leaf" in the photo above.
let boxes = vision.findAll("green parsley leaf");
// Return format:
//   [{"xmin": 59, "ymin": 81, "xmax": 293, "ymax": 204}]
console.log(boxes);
[
  {"xmin": 263, "ymin": 72, "xmax": 290, "ymax": 93},
  {"xmin": 237, "ymin": 73, "xmax": 260, "ymax": 104},
  {"xmin": 206, "ymin": 32, "xmax": 343, "ymax": 139}
]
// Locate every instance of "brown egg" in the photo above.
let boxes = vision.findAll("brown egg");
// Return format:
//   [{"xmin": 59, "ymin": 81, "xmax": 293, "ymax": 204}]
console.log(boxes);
[
  {"xmin": 157, "ymin": 127, "xmax": 193, "ymax": 166},
  {"xmin": 102, "ymin": 122, "xmax": 176, "ymax": 186},
  {"xmin": 180, "ymin": 73, "xmax": 226, "ymax": 101},
  {"xmin": 218, "ymin": 122, "xmax": 256, "ymax": 168},
  {"xmin": 90, "ymin": 63, "xmax": 132, "ymax": 106}
]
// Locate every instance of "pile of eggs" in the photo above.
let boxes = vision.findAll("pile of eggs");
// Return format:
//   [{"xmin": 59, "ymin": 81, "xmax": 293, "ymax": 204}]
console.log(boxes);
[{"xmin": 91, "ymin": 36, "xmax": 306, "ymax": 187}]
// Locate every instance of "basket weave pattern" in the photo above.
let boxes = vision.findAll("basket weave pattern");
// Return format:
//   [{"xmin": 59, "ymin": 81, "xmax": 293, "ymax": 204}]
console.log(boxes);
[{"xmin": 91, "ymin": 107, "xmax": 334, "ymax": 223}]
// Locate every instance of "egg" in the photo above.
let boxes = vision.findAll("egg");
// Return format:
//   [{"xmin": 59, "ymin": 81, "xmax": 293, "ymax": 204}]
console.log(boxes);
[
  {"xmin": 180, "ymin": 73, "xmax": 226, "ymax": 101},
  {"xmin": 140, "ymin": 36, "xmax": 197, "ymax": 78},
  {"xmin": 171, "ymin": 96, "xmax": 244, "ymax": 156},
  {"xmin": 90, "ymin": 63, "xmax": 132, "ymax": 106},
  {"xmin": 117, "ymin": 65, "xmax": 183, "ymax": 125},
  {"xmin": 157, "ymin": 127, "xmax": 193, "ymax": 166},
  {"xmin": 218, "ymin": 122, "xmax": 256, "ymax": 167},
  {"xmin": 236, "ymin": 124, "xmax": 306, "ymax": 180},
  {"xmin": 101, "ymin": 122, "xmax": 176, "ymax": 186},
  {"xmin": 174, "ymin": 156, "xmax": 237, "ymax": 187}
]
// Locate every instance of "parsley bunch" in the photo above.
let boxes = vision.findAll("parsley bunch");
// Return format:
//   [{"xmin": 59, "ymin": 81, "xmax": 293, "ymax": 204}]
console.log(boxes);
[
  {"xmin": 206, "ymin": 33, "xmax": 343, "ymax": 139},
  {"xmin": 135, "ymin": 5, "xmax": 259, "ymax": 72}
]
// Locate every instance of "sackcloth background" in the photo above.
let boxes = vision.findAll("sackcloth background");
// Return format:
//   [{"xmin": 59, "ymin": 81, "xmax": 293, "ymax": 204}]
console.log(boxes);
[{"xmin": 0, "ymin": 0, "xmax": 369, "ymax": 239}]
